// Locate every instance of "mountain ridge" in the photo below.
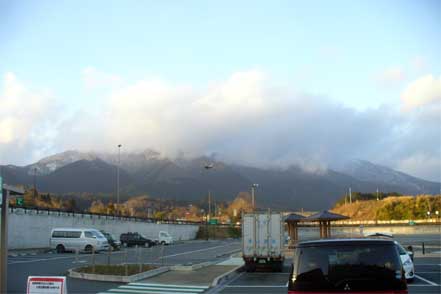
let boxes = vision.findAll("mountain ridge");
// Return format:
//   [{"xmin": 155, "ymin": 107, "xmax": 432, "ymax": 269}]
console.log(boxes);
[{"xmin": 1, "ymin": 150, "xmax": 439, "ymax": 210}]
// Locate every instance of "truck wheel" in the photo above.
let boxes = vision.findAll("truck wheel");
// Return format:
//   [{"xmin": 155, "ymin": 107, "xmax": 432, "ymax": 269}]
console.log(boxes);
[
  {"xmin": 245, "ymin": 262, "xmax": 256, "ymax": 272},
  {"xmin": 56, "ymin": 244, "xmax": 65, "ymax": 254}
]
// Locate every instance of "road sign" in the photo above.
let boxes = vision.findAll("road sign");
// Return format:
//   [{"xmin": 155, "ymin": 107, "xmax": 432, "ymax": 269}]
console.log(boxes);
[
  {"xmin": 208, "ymin": 219, "xmax": 218, "ymax": 225},
  {"xmin": 16, "ymin": 197, "xmax": 24, "ymax": 206},
  {"xmin": 27, "ymin": 276, "xmax": 67, "ymax": 294}
]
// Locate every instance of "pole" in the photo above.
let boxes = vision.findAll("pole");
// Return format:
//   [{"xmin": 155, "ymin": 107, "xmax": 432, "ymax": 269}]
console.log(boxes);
[
  {"xmin": 117, "ymin": 144, "xmax": 121, "ymax": 216},
  {"xmin": 33, "ymin": 168, "xmax": 37, "ymax": 199},
  {"xmin": 251, "ymin": 186, "xmax": 255, "ymax": 211},
  {"xmin": 376, "ymin": 188, "xmax": 379, "ymax": 201},
  {"xmin": 0, "ymin": 189, "xmax": 9, "ymax": 293},
  {"xmin": 349, "ymin": 187, "xmax": 352, "ymax": 204},
  {"xmin": 208, "ymin": 191, "xmax": 211, "ymax": 220}
]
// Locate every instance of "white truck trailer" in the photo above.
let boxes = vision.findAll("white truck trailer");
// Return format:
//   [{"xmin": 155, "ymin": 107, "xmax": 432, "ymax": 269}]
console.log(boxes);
[{"xmin": 242, "ymin": 211, "xmax": 284, "ymax": 272}]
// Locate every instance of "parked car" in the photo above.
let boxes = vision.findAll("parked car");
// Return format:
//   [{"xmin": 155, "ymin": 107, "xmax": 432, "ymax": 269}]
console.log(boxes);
[
  {"xmin": 366, "ymin": 232, "xmax": 415, "ymax": 282},
  {"xmin": 395, "ymin": 241, "xmax": 415, "ymax": 282},
  {"xmin": 157, "ymin": 231, "xmax": 173, "ymax": 245},
  {"xmin": 50, "ymin": 228, "xmax": 109, "ymax": 253},
  {"xmin": 120, "ymin": 232, "xmax": 154, "ymax": 247},
  {"xmin": 288, "ymin": 239, "xmax": 407, "ymax": 293},
  {"xmin": 100, "ymin": 231, "xmax": 121, "ymax": 251}
]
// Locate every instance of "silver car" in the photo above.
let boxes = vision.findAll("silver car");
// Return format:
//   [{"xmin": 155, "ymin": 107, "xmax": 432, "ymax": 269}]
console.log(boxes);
[{"xmin": 50, "ymin": 228, "xmax": 109, "ymax": 253}]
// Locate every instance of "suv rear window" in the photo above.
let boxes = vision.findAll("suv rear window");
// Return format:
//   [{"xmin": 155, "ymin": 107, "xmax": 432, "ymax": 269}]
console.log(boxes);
[{"xmin": 290, "ymin": 243, "xmax": 406, "ymax": 293}]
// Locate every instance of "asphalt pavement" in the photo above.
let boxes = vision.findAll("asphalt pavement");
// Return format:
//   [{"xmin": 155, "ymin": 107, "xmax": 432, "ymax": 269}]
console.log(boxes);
[
  {"xmin": 215, "ymin": 255, "xmax": 441, "ymax": 294},
  {"xmin": 6, "ymin": 239, "xmax": 241, "ymax": 294}
]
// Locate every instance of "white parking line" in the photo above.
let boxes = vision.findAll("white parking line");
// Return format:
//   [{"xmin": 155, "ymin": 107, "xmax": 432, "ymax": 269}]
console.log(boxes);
[
  {"xmin": 160, "ymin": 244, "xmax": 235, "ymax": 258},
  {"xmin": 225, "ymin": 285, "xmax": 287, "ymax": 288},
  {"xmin": 414, "ymin": 274, "xmax": 440, "ymax": 286}
]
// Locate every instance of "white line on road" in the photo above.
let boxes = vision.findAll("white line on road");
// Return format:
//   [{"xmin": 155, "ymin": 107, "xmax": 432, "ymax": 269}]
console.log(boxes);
[
  {"xmin": 160, "ymin": 244, "xmax": 236, "ymax": 258},
  {"xmin": 225, "ymin": 285, "xmax": 287, "ymax": 288},
  {"xmin": 414, "ymin": 274, "xmax": 440, "ymax": 286},
  {"xmin": 8, "ymin": 256, "xmax": 84, "ymax": 265}
]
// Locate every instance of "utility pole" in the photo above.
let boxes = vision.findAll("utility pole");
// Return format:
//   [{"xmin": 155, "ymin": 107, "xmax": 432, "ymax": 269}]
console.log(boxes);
[
  {"xmin": 251, "ymin": 184, "xmax": 258, "ymax": 211},
  {"xmin": 349, "ymin": 187, "xmax": 352, "ymax": 204},
  {"xmin": 117, "ymin": 144, "xmax": 122, "ymax": 216},
  {"xmin": 33, "ymin": 167, "xmax": 37, "ymax": 198},
  {"xmin": 208, "ymin": 191, "xmax": 211, "ymax": 220}
]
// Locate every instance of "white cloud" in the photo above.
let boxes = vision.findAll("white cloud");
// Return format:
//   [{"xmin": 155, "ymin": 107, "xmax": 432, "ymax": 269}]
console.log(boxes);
[
  {"xmin": 1, "ymin": 69, "xmax": 440, "ymax": 182},
  {"xmin": 375, "ymin": 67, "xmax": 406, "ymax": 87},
  {"xmin": 401, "ymin": 74, "xmax": 441, "ymax": 111},
  {"xmin": 0, "ymin": 73, "xmax": 59, "ymax": 164}
]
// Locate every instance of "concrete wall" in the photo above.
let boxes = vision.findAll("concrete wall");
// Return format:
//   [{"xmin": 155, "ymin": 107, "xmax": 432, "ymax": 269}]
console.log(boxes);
[{"xmin": 8, "ymin": 209, "xmax": 199, "ymax": 249}]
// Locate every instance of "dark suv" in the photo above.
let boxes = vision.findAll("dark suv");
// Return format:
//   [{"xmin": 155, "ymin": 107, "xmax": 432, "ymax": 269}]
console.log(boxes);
[
  {"xmin": 288, "ymin": 239, "xmax": 407, "ymax": 294},
  {"xmin": 120, "ymin": 232, "xmax": 154, "ymax": 247}
]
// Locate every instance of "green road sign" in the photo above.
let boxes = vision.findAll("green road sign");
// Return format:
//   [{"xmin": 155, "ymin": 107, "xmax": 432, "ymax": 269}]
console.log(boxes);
[
  {"xmin": 208, "ymin": 219, "xmax": 218, "ymax": 225},
  {"xmin": 16, "ymin": 198, "xmax": 24, "ymax": 206}
]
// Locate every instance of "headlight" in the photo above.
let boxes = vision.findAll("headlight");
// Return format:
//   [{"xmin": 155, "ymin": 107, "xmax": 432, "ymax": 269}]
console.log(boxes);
[{"xmin": 403, "ymin": 259, "xmax": 412, "ymax": 266}]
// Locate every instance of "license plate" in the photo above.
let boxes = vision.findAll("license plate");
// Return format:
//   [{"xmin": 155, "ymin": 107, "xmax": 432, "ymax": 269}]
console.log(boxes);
[{"xmin": 258, "ymin": 260, "xmax": 266, "ymax": 264}]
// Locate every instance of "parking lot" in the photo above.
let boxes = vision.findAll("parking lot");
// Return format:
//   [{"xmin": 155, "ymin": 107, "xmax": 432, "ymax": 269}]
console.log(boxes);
[{"xmin": 216, "ymin": 255, "xmax": 440, "ymax": 294}]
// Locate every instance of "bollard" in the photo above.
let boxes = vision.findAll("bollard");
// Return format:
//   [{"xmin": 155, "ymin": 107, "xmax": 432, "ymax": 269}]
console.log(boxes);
[
  {"xmin": 91, "ymin": 247, "xmax": 96, "ymax": 274},
  {"xmin": 124, "ymin": 249, "xmax": 128, "ymax": 276},
  {"xmin": 161, "ymin": 244, "xmax": 165, "ymax": 266},
  {"xmin": 137, "ymin": 245, "xmax": 142, "ymax": 273},
  {"xmin": 107, "ymin": 246, "xmax": 112, "ymax": 265},
  {"xmin": 422, "ymin": 242, "xmax": 425, "ymax": 255}
]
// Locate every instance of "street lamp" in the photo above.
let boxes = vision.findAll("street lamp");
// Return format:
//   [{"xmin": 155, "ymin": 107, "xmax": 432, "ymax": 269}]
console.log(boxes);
[
  {"xmin": 116, "ymin": 144, "xmax": 122, "ymax": 216},
  {"xmin": 251, "ymin": 183, "xmax": 259, "ymax": 210},
  {"xmin": 204, "ymin": 163, "xmax": 214, "ymax": 219}
]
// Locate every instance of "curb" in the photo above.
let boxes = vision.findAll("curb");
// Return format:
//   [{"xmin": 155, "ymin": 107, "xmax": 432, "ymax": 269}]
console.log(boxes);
[
  {"xmin": 68, "ymin": 265, "xmax": 169, "ymax": 283},
  {"xmin": 171, "ymin": 261, "xmax": 216, "ymax": 271},
  {"xmin": 211, "ymin": 264, "xmax": 244, "ymax": 287}
]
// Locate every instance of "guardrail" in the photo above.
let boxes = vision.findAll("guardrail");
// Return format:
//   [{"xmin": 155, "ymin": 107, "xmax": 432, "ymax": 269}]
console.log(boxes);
[{"xmin": 8, "ymin": 206, "xmax": 202, "ymax": 226}]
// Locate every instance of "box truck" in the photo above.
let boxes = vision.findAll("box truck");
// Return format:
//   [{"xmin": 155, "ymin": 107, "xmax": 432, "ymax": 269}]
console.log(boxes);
[{"xmin": 242, "ymin": 211, "xmax": 284, "ymax": 272}]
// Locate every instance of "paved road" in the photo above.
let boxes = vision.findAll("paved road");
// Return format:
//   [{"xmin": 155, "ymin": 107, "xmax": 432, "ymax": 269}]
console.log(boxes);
[
  {"xmin": 7, "ymin": 239, "xmax": 241, "ymax": 294},
  {"xmin": 216, "ymin": 255, "xmax": 441, "ymax": 294}
]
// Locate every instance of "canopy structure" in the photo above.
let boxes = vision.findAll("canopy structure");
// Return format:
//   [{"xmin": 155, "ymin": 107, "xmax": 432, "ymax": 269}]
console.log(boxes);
[
  {"xmin": 284, "ymin": 213, "xmax": 305, "ymax": 245},
  {"xmin": 304, "ymin": 210, "xmax": 349, "ymax": 238}
]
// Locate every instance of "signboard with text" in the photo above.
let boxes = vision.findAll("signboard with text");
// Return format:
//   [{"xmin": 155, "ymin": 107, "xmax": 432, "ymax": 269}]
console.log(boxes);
[{"xmin": 27, "ymin": 276, "xmax": 67, "ymax": 294}]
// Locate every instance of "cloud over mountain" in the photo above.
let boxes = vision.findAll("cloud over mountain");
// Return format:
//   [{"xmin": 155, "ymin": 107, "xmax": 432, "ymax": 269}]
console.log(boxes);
[{"xmin": 1, "ymin": 69, "xmax": 440, "ymax": 181}]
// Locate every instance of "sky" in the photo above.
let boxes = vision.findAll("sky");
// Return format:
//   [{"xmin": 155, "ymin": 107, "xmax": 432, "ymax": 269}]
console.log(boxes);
[{"xmin": 0, "ymin": 0, "xmax": 440, "ymax": 181}]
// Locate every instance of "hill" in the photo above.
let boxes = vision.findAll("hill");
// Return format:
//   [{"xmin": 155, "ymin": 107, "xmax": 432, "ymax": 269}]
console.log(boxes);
[{"xmin": 332, "ymin": 195, "xmax": 441, "ymax": 220}]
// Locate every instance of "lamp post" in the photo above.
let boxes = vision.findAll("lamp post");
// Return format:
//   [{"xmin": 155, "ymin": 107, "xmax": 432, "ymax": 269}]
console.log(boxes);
[
  {"xmin": 116, "ymin": 144, "xmax": 122, "ymax": 216},
  {"xmin": 426, "ymin": 211, "xmax": 431, "ymax": 223},
  {"xmin": 251, "ymin": 183, "xmax": 259, "ymax": 211},
  {"xmin": 204, "ymin": 163, "xmax": 214, "ymax": 220}
]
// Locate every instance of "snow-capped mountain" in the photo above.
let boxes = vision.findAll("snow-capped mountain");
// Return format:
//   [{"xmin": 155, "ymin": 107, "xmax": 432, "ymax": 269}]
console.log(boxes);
[{"xmin": 334, "ymin": 159, "xmax": 439, "ymax": 193}]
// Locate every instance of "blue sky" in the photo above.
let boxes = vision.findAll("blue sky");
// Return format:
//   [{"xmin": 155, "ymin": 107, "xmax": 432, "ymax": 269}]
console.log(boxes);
[{"xmin": 0, "ymin": 0, "xmax": 440, "ymax": 180}]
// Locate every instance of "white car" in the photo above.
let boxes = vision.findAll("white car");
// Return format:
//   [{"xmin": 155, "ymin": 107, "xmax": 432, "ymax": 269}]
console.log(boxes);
[
  {"xmin": 395, "ymin": 241, "xmax": 415, "ymax": 282},
  {"xmin": 158, "ymin": 231, "xmax": 173, "ymax": 245},
  {"xmin": 50, "ymin": 228, "xmax": 109, "ymax": 253}
]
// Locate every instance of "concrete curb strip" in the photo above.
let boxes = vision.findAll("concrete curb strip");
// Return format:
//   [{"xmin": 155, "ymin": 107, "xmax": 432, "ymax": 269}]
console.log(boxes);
[
  {"xmin": 68, "ymin": 265, "xmax": 170, "ymax": 283},
  {"xmin": 171, "ymin": 261, "xmax": 215, "ymax": 271},
  {"xmin": 211, "ymin": 264, "xmax": 244, "ymax": 287}
]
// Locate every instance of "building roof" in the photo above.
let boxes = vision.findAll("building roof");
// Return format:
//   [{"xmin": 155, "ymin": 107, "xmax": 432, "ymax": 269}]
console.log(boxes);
[
  {"xmin": 284, "ymin": 213, "xmax": 306, "ymax": 222},
  {"xmin": 304, "ymin": 210, "xmax": 349, "ymax": 221}
]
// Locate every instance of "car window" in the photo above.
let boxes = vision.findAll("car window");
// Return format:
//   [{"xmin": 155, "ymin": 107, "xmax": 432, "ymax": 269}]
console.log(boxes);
[
  {"xmin": 395, "ymin": 243, "xmax": 407, "ymax": 255},
  {"xmin": 84, "ymin": 231, "xmax": 94, "ymax": 238},
  {"xmin": 292, "ymin": 244, "xmax": 403, "ymax": 292}
]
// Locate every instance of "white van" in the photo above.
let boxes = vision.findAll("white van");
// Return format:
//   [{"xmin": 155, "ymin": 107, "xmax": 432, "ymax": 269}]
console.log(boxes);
[
  {"xmin": 158, "ymin": 231, "xmax": 173, "ymax": 245},
  {"xmin": 50, "ymin": 228, "xmax": 109, "ymax": 253}
]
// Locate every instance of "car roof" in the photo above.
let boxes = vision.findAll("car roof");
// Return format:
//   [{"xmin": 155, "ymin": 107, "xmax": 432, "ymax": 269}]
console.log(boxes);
[
  {"xmin": 296, "ymin": 238, "xmax": 395, "ymax": 247},
  {"xmin": 51, "ymin": 228, "xmax": 98, "ymax": 231}
]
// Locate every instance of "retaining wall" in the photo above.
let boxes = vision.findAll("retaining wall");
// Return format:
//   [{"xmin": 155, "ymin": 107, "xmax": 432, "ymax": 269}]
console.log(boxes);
[{"xmin": 7, "ymin": 209, "xmax": 199, "ymax": 249}]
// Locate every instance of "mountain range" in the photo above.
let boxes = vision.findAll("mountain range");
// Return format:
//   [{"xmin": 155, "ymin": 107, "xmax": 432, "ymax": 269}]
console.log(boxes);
[{"xmin": 1, "ymin": 150, "xmax": 439, "ymax": 210}]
